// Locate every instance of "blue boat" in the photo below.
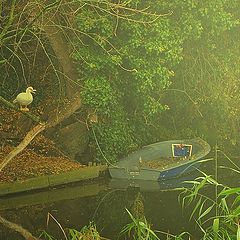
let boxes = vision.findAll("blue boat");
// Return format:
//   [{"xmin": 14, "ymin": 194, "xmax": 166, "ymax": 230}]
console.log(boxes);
[{"xmin": 108, "ymin": 138, "xmax": 211, "ymax": 181}]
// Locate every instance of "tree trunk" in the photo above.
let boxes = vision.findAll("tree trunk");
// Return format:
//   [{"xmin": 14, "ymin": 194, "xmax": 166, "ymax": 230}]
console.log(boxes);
[
  {"xmin": 0, "ymin": 2, "xmax": 85, "ymax": 171},
  {"xmin": 28, "ymin": 1, "xmax": 81, "ymax": 98},
  {"xmin": 0, "ymin": 92, "xmax": 82, "ymax": 171}
]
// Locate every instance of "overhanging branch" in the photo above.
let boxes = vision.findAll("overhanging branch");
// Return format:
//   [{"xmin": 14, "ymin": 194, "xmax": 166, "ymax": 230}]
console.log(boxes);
[
  {"xmin": 0, "ymin": 96, "xmax": 42, "ymax": 123},
  {"xmin": 0, "ymin": 215, "xmax": 41, "ymax": 240}
]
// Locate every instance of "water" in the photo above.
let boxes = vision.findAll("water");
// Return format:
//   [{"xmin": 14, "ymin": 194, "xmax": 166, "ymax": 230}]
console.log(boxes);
[
  {"xmin": 0, "ymin": 159, "xmax": 239, "ymax": 240},
  {"xmin": 0, "ymin": 178, "xmax": 200, "ymax": 239}
]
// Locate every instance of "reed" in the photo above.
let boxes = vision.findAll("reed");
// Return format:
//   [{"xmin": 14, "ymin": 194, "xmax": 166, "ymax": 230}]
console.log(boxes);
[
  {"xmin": 39, "ymin": 214, "xmax": 105, "ymax": 240},
  {"xmin": 179, "ymin": 146, "xmax": 240, "ymax": 240},
  {"xmin": 121, "ymin": 208, "xmax": 192, "ymax": 240},
  {"xmin": 68, "ymin": 222, "xmax": 103, "ymax": 240},
  {"xmin": 120, "ymin": 208, "xmax": 160, "ymax": 240}
]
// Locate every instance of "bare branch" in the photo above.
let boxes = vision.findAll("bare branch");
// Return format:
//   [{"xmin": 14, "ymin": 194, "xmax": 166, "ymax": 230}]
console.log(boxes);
[{"xmin": 0, "ymin": 215, "xmax": 40, "ymax": 240}]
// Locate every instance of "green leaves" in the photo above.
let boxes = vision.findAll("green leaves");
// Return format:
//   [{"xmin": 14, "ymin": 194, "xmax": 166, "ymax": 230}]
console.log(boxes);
[
  {"xmin": 181, "ymin": 172, "xmax": 240, "ymax": 240},
  {"xmin": 81, "ymin": 77, "xmax": 117, "ymax": 115},
  {"xmin": 220, "ymin": 188, "xmax": 240, "ymax": 196},
  {"xmin": 72, "ymin": 0, "xmax": 240, "ymax": 161},
  {"xmin": 237, "ymin": 224, "xmax": 240, "ymax": 240},
  {"xmin": 121, "ymin": 208, "xmax": 160, "ymax": 240},
  {"xmin": 72, "ymin": 1, "xmax": 180, "ymax": 160},
  {"xmin": 68, "ymin": 222, "xmax": 101, "ymax": 240},
  {"xmin": 212, "ymin": 218, "xmax": 220, "ymax": 238}
]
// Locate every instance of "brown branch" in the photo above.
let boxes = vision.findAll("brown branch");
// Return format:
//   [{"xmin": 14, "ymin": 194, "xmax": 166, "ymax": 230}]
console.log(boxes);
[
  {"xmin": 0, "ymin": 123, "xmax": 46, "ymax": 172},
  {"xmin": 0, "ymin": 215, "xmax": 41, "ymax": 240},
  {"xmin": 0, "ymin": 96, "xmax": 42, "ymax": 123}
]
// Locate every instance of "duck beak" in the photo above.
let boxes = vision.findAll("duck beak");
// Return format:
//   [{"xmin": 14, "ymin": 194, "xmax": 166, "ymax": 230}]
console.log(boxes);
[{"xmin": 32, "ymin": 89, "xmax": 36, "ymax": 94}]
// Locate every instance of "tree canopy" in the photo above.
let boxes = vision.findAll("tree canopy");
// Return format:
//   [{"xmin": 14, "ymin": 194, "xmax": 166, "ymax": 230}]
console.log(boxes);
[
  {"xmin": 71, "ymin": 0, "xmax": 240, "ymax": 161},
  {"xmin": 1, "ymin": 0, "xmax": 240, "ymax": 163}
]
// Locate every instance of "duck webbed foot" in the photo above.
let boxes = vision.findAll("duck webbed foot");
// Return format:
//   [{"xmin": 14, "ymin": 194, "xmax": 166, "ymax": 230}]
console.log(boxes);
[{"xmin": 20, "ymin": 106, "xmax": 29, "ymax": 112}]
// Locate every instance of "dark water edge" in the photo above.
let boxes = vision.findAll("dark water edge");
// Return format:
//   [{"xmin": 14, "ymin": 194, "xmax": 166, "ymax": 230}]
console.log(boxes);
[
  {"xmin": 0, "ymin": 157, "xmax": 239, "ymax": 240},
  {"xmin": 0, "ymin": 183, "xmax": 199, "ymax": 240}
]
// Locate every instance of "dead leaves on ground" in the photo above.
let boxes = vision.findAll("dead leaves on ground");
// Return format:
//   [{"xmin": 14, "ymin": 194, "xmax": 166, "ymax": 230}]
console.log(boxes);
[
  {"xmin": 0, "ymin": 107, "xmax": 85, "ymax": 183},
  {"xmin": 0, "ymin": 146, "xmax": 85, "ymax": 183}
]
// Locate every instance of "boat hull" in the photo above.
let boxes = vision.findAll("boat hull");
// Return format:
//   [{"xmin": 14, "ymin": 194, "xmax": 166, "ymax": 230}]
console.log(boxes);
[
  {"xmin": 109, "ymin": 138, "xmax": 210, "ymax": 181},
  {"xmin": 109, "ymin": 160, "xmax": 201, "ymax": 181}
]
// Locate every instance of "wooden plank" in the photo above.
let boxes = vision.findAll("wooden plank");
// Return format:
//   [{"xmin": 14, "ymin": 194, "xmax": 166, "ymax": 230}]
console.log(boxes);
[
  {"xmin": 0, "ymin": 176, "xmax": 49, "ymax": 196},
  {"xmin": 0, "ymin": 166, "xmax": 104, "ymax": 196},
  {"xmin": 48, "ymin": 166, "xmax": 100, "ymax": 186}
]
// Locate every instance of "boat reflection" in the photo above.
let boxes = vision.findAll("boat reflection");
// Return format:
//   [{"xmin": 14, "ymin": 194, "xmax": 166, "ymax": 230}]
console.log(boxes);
[{"xmin": 108, "ymin": 171, "xmax": 201, "ymax": 192}]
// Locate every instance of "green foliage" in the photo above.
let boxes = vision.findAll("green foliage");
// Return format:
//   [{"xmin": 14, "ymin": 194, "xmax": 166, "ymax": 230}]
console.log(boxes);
[
  {"xmin": 121, "ymin": 208, "xmax": 160, "ymax": 240},
  {"xmin": 92, "ymin": 111, "xmax": 134, "ymax": 161},
  {"xmin": 1, "ymin": 0, "xmax": 239, "ymax": 162},
  {"xmin": 68, "ymin": 222, "xmax": 101, "ymax": 240},
  {"xmin": 39, "ymin": 222, "xmax": 102, "ymax": 240},
  {"xmin": 72, "ymin": 0, "xmax": 240, "ymax": 162},
  {"xmin": 180, "ymin": 171, "xmax": 240, "ymax": 240},
  {"xmin": 121, "ymin": 208, "xmax": 190, "ymax": 240},
  {"xmin": 72, "ymin": 1, "xmax": 184, "ymax": 161},
  {"xmin": 81, "ymin": 77, "xmax": 117, "ymax": 115},
  {"xmin": 159, "ymin": 0, "xmax": 240, "ymax": 145}
]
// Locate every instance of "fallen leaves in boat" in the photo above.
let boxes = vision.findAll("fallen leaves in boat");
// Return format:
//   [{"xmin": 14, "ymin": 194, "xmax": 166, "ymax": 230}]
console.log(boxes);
[{"xmin": 140, "ymin": 157, "xmax": 190, "ymax": 170}]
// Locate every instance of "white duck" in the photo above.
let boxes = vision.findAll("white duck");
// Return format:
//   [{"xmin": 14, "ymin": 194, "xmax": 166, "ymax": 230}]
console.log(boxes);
[{"xmin": 13, "ymin": 86, "xmax": 36, "ymax": 112}]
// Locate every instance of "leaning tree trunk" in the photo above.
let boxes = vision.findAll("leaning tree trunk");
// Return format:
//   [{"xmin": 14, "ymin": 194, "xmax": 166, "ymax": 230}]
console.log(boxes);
[
  {"xmin": 0, "ymin": 123, "xmax": 46, "ymax": 171},
  {"xmin": 0, "ymin": 2, "xmax": 84, "ymax": 171},
  {"xmin": 0, "ymin": 91, "xmax": 82, "ymax": 171},
  {"xmin": 28, "ymin": 0, "xmax": 80, "ymax": 98}
]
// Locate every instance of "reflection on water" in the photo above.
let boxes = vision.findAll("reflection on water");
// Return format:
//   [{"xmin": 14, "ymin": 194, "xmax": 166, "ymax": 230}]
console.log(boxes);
[
  {"xmin": 0, "ymin": 159, "xmax": 239, "ymax": 240},
  {"xmin": 0, "ymin": 175, "xmax": 201, "ymax": 240}
]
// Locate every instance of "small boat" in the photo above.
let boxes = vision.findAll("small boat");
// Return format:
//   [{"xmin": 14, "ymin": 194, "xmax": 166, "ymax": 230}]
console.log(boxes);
[{"xmin": 108, "ymin": 138, "xmax": 211, "ymax": 181}]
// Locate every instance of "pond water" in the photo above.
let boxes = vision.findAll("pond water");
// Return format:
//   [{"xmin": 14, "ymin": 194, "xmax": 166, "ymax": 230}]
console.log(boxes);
[{"xmin": 0, "ymin": 157, "xmax": 239, "ymax": 240}]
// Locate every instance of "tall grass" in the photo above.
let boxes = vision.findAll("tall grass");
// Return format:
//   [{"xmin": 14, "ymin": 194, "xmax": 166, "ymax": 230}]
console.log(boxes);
[
  {"xmin": 120, "ymin": 192, "xmax": 190, "ymax": 240},
  {"xmin": 120, "ymin": 208, "xmax": 160, "ymax": 240},
  {"xmin": 180, "ymin": 147, "xmax": 240, "ymax": 240},
  {"xmin": 40, "ymin": 214, "xmax": 105, "ymax": 240}
]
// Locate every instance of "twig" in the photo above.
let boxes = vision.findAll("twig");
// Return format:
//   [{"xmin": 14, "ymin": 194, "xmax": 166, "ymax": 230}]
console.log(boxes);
[
  {"xmin": 0, "ymin": 0, "xmax": 17, "ymax": 44},
  {"xmin": 165, "ymin": 88, "xmax": 203, "ymax": 117},
  {"xmin": 47, "ymin": 213, "xmax": 68, "ymax": 240},
  {"xmin": 0, "ymin": 215, "xmax": 41, "ymax": 240}
]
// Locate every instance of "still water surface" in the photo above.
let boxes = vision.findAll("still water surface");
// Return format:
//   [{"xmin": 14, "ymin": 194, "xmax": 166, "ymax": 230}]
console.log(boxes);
[{"xmin": 0, "ymin": 159, "xmax": 239, "ymax": 240}]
